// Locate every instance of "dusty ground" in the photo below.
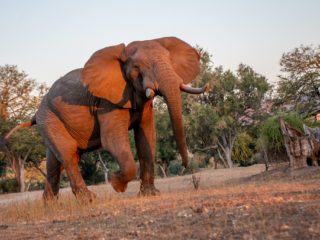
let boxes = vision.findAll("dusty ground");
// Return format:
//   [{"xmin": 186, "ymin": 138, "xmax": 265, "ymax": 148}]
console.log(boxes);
[
  {"xmin": 0, "ymin": 164, "xmax": 266, "ymax": 205},
  {"xmin": 0, "ymin": 164, "xmax": 319, "ymax": 239}
]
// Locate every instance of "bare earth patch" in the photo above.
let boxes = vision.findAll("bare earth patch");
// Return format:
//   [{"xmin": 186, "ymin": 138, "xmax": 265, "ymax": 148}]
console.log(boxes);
[{"xmin": 0, "ymin": 164, "xmax": 319, "ymax": 239}]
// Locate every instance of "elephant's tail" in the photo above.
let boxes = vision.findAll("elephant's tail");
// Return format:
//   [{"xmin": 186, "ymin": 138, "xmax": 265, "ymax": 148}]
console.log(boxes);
[{"xmin": 0, "ymin": 115, "xmax": 37, "ymax": 151}]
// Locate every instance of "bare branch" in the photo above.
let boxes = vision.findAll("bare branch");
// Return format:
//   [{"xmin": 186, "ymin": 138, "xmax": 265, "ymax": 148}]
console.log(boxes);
[
  {"xmin": 33, "ymin": 165, "xmax": 46, "ymax": 177},
  {"xmin": 193, "ymin": 145, "xmax": 218, "ymax": 152},
  {"xmin": 22, "ymin": 147, "xmax": 33, "ymax": 164}
]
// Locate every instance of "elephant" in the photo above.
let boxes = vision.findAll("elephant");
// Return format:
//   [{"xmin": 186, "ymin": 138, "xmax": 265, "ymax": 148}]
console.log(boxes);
[{"xmin": 1, "ymin": 37, "xmax": 209, "ymax": 202}]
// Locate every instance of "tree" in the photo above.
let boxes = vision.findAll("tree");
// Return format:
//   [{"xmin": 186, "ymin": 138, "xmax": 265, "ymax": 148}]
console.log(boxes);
[
  {"xmin": 277, "ymin": 45, "xmax": 320, "ymax": 117},
  {"xmin": 185, "ymin": 49, "xmax": 270, "ymax": 168},
  {"xmin": 0, "ymin": 65, "xmax": 47, "ymax": 120},
  {"xmin": 0, "ymin": 65, "xmax": 47, "ymax": 192},
  {"xmin": 185, "ymin": 103, "xmax": 226, "ymax": 166}
]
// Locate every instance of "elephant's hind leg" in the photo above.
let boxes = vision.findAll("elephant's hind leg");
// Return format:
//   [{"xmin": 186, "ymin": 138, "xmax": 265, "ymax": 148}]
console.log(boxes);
[
  {"xmin": 43, "ymin": 149, "xmax": 63, "ymax": 201},
  {"xmin": 43, "ymin": 110, "xmax": 96, "ymax": 203}
]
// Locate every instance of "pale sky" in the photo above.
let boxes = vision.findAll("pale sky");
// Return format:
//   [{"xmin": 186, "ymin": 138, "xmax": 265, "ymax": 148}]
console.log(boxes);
[{"xmin": 0, "ymin": 0, "xmax": 319, "ymax": 86}]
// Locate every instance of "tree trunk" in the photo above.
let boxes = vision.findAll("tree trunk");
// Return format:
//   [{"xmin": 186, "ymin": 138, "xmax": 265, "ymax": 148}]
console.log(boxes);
[
  {"xmin": 10, "ymin": 156, "xmax": 25, "ymax": 192},
  {"xmin": 280, "ymin": 118, "xmax": 295, "ymax": 167},
  {"xmin": 9, "ymin": 147, "xmax": 32, "ymax": 192},
  {"xmin": 18, "ymin": 158, "xmax": 25, "ymax": 192},
  {"xmin": 158, "ymin": 164, "xmax": 167, "ymax": 178},
  {"xmin": 217, "ymin": 148, "xmax": 227, "ymax": 168},
  {"xmin": 217, "ymin": 131, "xmax": 237, "ymax": 168},
  {"xmin": 26, "ymin": 181, "xmax": 31, "ymax": 192},
  {"xmin": 218, "ymin": 142, "xmax": 233, "ymax": 168},
  {"xmin": 98, "ymin": 152, "xmax": 108, "ymax": 184},
  {"xmin": 225, "ymin": 148, "xmax": 233, "ymax": 168},
  {"xmin": 104, "ymin": 172, "xmax": 108, "ymax": 183},
  {"xmin": 260, "ymin": 139, "xmax": 269, "ymax": 171}
]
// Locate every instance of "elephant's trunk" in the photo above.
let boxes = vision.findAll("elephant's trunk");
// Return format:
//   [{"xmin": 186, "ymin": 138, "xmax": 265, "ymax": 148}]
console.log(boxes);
[{"xmin": 158, "ymin": 75, "xmax": 188, "ymax": 167}]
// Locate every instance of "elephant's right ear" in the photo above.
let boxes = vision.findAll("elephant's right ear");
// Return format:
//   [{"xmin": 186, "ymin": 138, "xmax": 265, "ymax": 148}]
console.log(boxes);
[{"xmin": 82, "ymin": 44, "xmax": 132, "ymax": 108}]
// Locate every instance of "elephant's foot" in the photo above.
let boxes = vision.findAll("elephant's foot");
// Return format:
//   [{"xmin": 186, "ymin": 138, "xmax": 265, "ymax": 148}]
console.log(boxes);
[
  {"xmin": 110, "ymin": 173, "xmax": 128, "ymax": 192},
  {"xmin": 138, "ymin": 184, "xmax": 160, "ymax": 197},
  {"xmin": 43, "ymin": 182, "xmax": 58, "ymax": 203},
  {"xmin": 75, "ymin": 189, "xmax": 96, "ymax": 204}
]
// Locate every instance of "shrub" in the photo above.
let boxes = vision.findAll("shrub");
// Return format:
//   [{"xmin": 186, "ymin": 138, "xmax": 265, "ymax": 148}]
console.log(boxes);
[
  {"xmin": 239, "ymin": 157, "xmax": 258, "ymax": 167},
  {"xmin": 185, "ymin": 161, "xmax": 199, "ymax": 174},
  {"xmin": 27, "ymin": 181, "xmax": 45, "ymax": 191},
  {"xmin": 169, "ymin": 161, "xmax": 183, "ymax": 175},
  {"xmin": 232, "ymin": 132, "xmax": 254, "ymax": 164},
  {"xmin": 261, "ymin": 113, "xmax": 304, "ymax": 151},
  {"xmin": 0, "ymin": 178, "xmax": 18, "ymax": 193},
  {"xmin": 60, "ymin": 170, "xmax": 70, "ymax": 188}
]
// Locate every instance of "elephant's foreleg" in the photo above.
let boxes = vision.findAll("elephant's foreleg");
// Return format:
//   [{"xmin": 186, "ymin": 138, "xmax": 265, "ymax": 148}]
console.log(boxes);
[
  {"xmin": 99, "ymin": 110, "xmax": 137, "ymax": 193},
  {"xmin": 134, "ymin": 102, "xmax": 160, "ymax": 196}
]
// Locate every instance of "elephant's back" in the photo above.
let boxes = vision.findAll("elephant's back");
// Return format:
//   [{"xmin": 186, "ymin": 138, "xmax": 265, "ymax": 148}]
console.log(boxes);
[{"xmin": 47, "ymin": 68, "xmax": 92, "ymax": 106}]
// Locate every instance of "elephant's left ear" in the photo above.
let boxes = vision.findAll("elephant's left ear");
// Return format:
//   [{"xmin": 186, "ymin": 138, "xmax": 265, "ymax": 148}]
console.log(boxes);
[
  {"xmin": 155, "ymin": 37, "xmax": 200, "ymax": 84},
  {"xmin": 82, "ymin": 44, "xmax": 132, "ymax": 108}
]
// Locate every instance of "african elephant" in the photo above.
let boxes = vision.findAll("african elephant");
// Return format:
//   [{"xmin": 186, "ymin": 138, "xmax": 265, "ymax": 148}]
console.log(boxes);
[{"xmin": 2, "ymin": 37, "xmax": 209, "ymax": 201}]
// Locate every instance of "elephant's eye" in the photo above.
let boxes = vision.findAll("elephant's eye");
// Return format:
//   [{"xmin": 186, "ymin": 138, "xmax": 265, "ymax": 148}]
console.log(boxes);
[{"xmin": 131, "ymin": 66, "xmax": 140, "ymax": 80}]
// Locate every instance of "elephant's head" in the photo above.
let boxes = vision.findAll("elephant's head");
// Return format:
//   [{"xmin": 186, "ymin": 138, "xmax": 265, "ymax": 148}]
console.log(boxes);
[{"xmin": 81, "ymin": 37, "xmax": 209, "ymax": 167}]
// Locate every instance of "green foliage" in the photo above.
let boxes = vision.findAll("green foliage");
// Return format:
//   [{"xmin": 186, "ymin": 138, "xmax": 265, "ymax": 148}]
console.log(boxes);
[
  {"xmin": 0, "ymin": 118, "xmax": 46, "ymax": 169},
  {"xmin": 129, "ymin": 130, "xmax": 138, "ymax": 161},
  {"xmin": 232, "ymin": 132, "xmax": 254, "ymax": 163},
  {"xmin": 168, "ymin": 160, "xmax": 200, "ymax": 176},
  {"xmin": 168, "ymin": 161, "xmax": 183, "ymax": 175},
  {"xmin": 185, "ymin": 160, "xmax": 199, "ymax": 174},
  {"xmin": 304, "ymin": 120, "xmax": 320, "ymax": 129},
  {"xmin": 27, "ymin": 181, "xmax": 45, "ymax": 191},
  {"xmin": 185, "ymin": 103, "xmax": 219, "ymax": 151},
  {"xmin": 184, "ymin": 49, "xmax": 270, "ymax": 168},
  {"xmin": 154, "ymin": 97, "xmax": 178, "ymax": 166},
  {"xmin": 0, "ymin": 157, "xmax": 6, "ymax": 177},
  {"xmin": 60, "ymin": 170, "xmax": 70, "ymax": 188},
  {"xmin": 79, "ymin": 152, "xmax": 105, "ymax": 185},
  {"xmin": 0, "ymin": 65, "xmax": 47, "ymax": 190},
  {"xmin": 261, "ymin": 113, "xmax": 304, "ymax": 150},
  {"xmin": 12, "ymin": 126, "xmax": 46, "ymax": 167},
  {"xmin": 239, "ymin": 158, "xmax": 258, "ymax": 167},
  {"xmin": 277, "ymin": 45, "xmax": 320, "ymax": 117},
  {"xmin": 0, "ymin": 64, "xmax": 47, "ymax": 121},
  {"xmin": 0, "ymin": 178, "xmax": 18, "ymax": 193}
]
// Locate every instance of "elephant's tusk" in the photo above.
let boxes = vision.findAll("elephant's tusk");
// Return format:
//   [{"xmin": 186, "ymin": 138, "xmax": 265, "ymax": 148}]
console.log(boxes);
[
  {"xmin": 145, "ymin": 88, "xmax": 155, "ymax": 99},
  {"xmin": 180, "ymin": 83, "xmax": 209, "ymax": 94}
]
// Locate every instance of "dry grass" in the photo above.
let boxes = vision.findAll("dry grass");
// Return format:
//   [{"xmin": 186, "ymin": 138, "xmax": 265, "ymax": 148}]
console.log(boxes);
[{"xmin": 0, "ymin": 164, "xmax": 320, "ymax": 239}]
